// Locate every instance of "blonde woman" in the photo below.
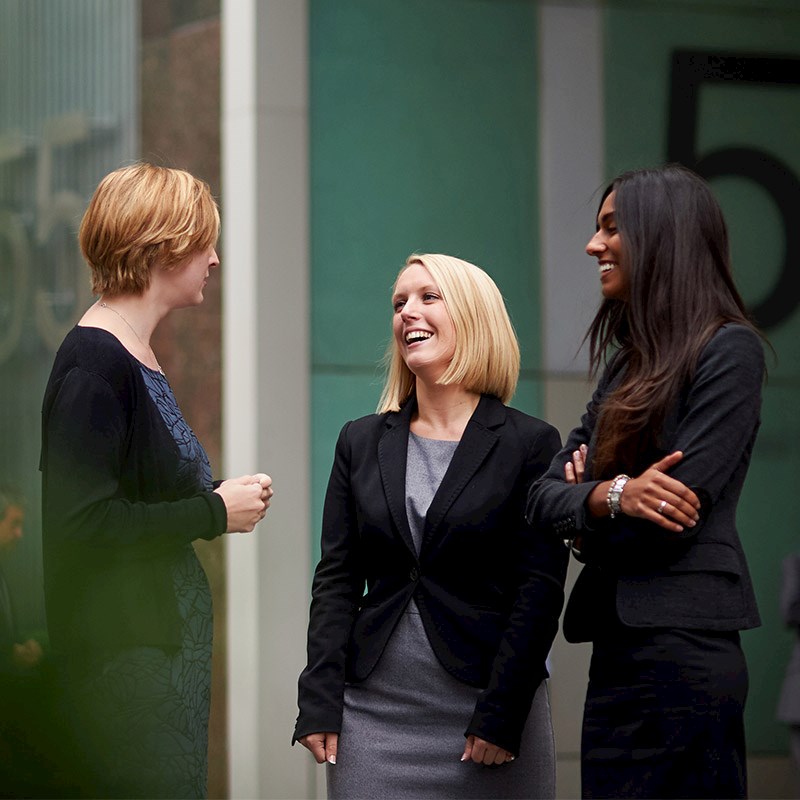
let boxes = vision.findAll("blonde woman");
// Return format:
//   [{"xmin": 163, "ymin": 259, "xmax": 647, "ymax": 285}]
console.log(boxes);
[
  {"xmin": 295, "ymin": 254, "xmax": 567, "ymax": 799},
  {"xmin": 41, "ymin": 163, "xmax": 272, "ymax": 798}
]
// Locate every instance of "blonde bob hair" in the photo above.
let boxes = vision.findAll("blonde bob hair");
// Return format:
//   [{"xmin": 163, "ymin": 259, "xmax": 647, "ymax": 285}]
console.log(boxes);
[
  {"xmin": 377, "ymin": 253, "xmax": 520, "ymax": 413},
  {"xmin": 79, "ymin": 162, "xmax": 220, "ymax": 296}
]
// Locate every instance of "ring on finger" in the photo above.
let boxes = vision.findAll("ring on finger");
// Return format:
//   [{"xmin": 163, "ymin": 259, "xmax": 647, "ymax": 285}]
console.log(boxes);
[{"xmin": 657, "ymin": 499, "xmax": 667, "ymax": 514}]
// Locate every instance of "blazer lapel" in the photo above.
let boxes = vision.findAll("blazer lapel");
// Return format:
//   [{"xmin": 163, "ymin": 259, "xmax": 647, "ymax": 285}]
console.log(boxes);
[
  {"xmin": 377, "ymin": 399, "xmax": 417, "ymax": 557},
  {"xmin": 421, "ymin": 395, "xmax": 504, "ymax": 553}
]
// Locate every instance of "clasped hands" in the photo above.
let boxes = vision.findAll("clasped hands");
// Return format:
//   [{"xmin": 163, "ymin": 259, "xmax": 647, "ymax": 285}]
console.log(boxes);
[
  {"xmin": 566, "ymin": 445, "xmax": 701, "ymax": 533},
  {"xmin": 214, "ymin": 473, "xmax": 273, "ymax": 532}
]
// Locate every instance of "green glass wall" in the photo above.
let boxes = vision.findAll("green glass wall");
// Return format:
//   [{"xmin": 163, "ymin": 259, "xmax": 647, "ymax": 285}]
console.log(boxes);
[
  {"xmin": 310, "ymin": 0, "xmax": 542, "ymax": 557},
  {"xmin": 0, "ymin": 0, "xmax": 137, "ymax": 637}
]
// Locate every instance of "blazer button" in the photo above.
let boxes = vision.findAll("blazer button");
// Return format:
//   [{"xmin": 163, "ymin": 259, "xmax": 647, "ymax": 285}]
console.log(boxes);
[{"xmin": 409, "ymin": 567, "xmax": 419, "ymax": 581}]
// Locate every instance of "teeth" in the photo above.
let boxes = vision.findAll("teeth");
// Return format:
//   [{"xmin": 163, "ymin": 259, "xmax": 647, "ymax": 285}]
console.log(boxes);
[
  {"xmin": 406, "ymin": 330, "xmax": 432, "ymax": 344},
  {"xmin": 599, "ymin": 263, "xmax": 616, "ymax": 274}
]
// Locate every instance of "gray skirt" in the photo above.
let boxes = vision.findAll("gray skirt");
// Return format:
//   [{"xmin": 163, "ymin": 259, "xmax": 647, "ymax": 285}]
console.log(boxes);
[{"xmin": 327, "ymin": 604, "xmax": 555, "ymax": 800}]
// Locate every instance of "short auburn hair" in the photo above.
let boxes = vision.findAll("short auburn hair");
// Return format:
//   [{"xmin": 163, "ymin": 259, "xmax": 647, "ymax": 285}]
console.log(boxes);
[
  {"xmin": 79, "ymin": 162, "xmax": 219, "ymax": 296},
  {"xmin": 377, "ymin": 253, "xmax": 520, "ymax": 413}
]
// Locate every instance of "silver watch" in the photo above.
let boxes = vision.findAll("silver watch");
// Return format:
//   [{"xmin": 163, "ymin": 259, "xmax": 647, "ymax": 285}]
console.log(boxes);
[{"xmin": 606, "ymin": 474, "xmax": 631, "ymax": 518}]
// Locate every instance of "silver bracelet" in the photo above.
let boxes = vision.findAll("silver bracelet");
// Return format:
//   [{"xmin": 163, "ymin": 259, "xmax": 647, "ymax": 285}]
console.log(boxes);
[{"xmin": 606, "ymin": 474, "xmax": 631, "ymax": 518}]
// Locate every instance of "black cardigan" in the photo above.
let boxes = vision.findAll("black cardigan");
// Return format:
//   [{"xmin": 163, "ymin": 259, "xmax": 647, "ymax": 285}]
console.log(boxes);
[{"xmin": 40, "ymin": 326, "xmax": 226, "ymax": 658}]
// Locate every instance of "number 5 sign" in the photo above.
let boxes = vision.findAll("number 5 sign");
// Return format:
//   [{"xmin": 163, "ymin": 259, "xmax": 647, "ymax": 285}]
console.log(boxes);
[{"xmin": 668, "ymin": 50, "xmax": 800, "ymax": 331}]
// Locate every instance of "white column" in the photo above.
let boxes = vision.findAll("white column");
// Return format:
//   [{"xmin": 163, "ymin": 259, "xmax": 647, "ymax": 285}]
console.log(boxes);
[
  {"xmin": 539, "ymin": 1, "xmax": 605, "ymax": 378},
  {"xmin": 538, "ymin": 5, "xmax": 604, "ymax": 800},
  {"xmin": 222, "ymin": 1, "xmax": 312, "ymax": 797}
]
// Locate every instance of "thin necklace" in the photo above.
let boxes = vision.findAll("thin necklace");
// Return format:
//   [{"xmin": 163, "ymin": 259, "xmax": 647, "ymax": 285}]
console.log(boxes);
[{"xmin": 99, "ymin": 301, "xmax": 165, "ymax": 375}]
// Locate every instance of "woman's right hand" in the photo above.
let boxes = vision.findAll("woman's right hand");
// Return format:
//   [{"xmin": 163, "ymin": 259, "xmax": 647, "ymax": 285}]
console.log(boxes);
[
  {"xmin": 214, "ymin": 475, "xmax": 269, "ymax": 533},
  {"xmin": 298, "ymin": 731, "xmax": 339, "ymax": 765},
  {"xmin": 565, "ymin": 444, "xmax": 588, "ymax": 485}
]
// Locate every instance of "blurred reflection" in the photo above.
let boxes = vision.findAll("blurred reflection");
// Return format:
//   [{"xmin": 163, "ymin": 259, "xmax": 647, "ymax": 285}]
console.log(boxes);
[
  {"xmin": 0, "ymin": 486, "xmax": 44, "ymax": 673},
  {"xmin": 0, "ymin": 485, "xmax": 65, "ymax": 797}
]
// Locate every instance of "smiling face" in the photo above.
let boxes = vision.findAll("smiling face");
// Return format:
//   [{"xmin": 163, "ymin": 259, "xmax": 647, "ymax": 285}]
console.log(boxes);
[
  {"xmin": 586, "ymin": 191, "xmax": 628, "ymax": 301},
  {"xmin": 392, "ymin": 262, "xmax": 456, "ymax": 382}
]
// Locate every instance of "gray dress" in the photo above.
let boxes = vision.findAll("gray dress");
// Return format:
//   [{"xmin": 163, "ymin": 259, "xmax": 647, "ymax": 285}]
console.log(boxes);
[{"xmin": 328, "ymin": 432, "xmax": 555, "ymax": 800}]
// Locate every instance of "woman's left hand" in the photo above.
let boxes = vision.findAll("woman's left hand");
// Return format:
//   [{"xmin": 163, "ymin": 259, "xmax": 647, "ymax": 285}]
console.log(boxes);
[
  {"xmin": 461, "ymin": 735, "xmax": 515, "ymax": 766},
  {"xmin": 584, "ymin": 451, "xmax": 701, "ymax": 532},
  {"xmin": 619, "ymin": 452, "xmax": 700, "ymax": 531},
  {"xmin": 253, "ymin": 473, "xmax": 274, "ymax": 509}
]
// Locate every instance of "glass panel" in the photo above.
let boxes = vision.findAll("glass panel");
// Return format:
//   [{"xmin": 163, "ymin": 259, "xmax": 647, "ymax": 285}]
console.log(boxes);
[{"xmin": 0, "ymin": 0, "xmax": 137, "ymax": 653}]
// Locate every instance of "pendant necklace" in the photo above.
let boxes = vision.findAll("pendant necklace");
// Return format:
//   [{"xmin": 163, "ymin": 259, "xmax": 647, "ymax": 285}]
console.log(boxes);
[{"xmin": 99, "ymin": 301, "xmax": 165, "ymax": 375}]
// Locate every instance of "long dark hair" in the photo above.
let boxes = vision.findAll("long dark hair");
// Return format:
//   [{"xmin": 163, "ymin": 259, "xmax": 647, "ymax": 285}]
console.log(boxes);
[{"xmin": 587, "ymin": 164, "xmax": 758, "ymax": 478}]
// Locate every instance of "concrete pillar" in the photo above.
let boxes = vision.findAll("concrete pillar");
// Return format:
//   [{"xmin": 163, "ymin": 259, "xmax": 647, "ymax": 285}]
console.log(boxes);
[{"xmin": 221, "ymin": 1, "xmax": 312, "ymax": 797}]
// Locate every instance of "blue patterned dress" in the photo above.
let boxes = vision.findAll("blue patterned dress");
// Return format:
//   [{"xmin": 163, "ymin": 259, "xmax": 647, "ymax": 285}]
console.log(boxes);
[{"xmin": 68, "ymin": 366, "xmax": 215, "ymax": 798}]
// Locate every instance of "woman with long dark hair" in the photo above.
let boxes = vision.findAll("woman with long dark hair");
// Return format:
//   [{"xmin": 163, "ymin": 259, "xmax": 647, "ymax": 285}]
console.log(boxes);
[{"xmin": 527, "ymin": 165, "xmax": 765, "ymax": 799}]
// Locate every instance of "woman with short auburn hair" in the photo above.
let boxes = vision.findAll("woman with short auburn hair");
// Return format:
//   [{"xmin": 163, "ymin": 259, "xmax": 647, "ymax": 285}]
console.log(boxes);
[
  {"xmin": 41, "ymin": 163, "xmax": 273, "ymax": 798},
  {"xmin": 80, "ymin": 162, "xmax": 220, "ymax": 296},
  {"xmin": 295, "ymin": 253, "xmax": 567, "ymax": 799}
]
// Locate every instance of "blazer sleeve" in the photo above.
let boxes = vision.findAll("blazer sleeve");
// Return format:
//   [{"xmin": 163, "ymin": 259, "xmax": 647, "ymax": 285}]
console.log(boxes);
[
  {"xmin": 41, "ymin": 366, "xmax": 226, "ymax": 551},
  {"xmin": 528, "ymin": 325, "xmax": 764, "ymax": 567},
  {"xmin": 526, "ymin": 366, "xmax": 612, "ymax": 540},
  {"xmin": 466, "ymin": 423, "xmax": 568, "ymax": 754},
  {"xmin": 654, "ymin": 325, "xmax": 763, "ymax": 512},
  {"xmin": 294, "ymin": 421, "xmax": 365, "ymax": 742}
]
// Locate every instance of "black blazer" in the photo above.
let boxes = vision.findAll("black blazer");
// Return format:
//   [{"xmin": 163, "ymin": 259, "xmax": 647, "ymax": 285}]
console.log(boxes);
[
  {"xmin": 294, "ymin": 394, "xmax": 567, "ymax": 754},
  {"xmin": 527, "ymin": 324, "xmax": 763, "ymax": 642}
]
